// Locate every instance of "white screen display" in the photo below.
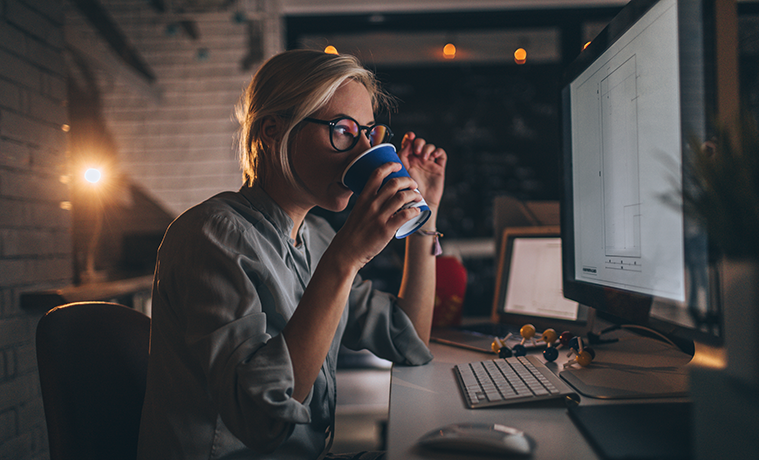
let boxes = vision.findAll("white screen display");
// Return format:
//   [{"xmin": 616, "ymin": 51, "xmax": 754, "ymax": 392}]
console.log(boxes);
[
  {"xmin": 569, "ymin": 0, "xmax": 686, "ymax": 301},
  {"xmin": 504, "ymin": 238, "xmax": 579, "ymax": 321}
]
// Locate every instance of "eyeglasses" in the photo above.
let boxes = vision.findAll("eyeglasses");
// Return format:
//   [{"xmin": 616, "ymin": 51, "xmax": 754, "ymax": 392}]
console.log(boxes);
[{"xmin": 304, "ymin": 116, "xmax": 393, "ymax": 152}]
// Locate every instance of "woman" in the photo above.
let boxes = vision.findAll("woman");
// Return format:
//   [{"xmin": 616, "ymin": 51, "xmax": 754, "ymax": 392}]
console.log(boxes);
[{"xmin": 137, "ymin": 49, "xmax": 446, "ymax": 460}]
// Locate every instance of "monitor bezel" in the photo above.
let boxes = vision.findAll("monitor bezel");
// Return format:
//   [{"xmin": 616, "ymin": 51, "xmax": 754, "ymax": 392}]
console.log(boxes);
[
  {"xmin": 491, "ymin": 226, "xmax": 593, "ymax": 335},
  {"xmin": 559, "ymin": 0, "xmax": 724, "ymax": 352}
]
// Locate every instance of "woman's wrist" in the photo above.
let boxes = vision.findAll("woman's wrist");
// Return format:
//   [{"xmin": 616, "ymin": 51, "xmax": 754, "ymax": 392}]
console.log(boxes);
[
  {"xmin": 413, "ymin": 228, "xmax": 443, "ymax": 256},
  {"xmin": 320, "ymin": 244, "xmax": 362, "ymax": 278}
]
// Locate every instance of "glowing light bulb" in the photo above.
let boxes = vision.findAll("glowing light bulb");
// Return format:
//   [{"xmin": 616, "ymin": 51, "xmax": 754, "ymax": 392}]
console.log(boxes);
[
  {"xmin": 514, "ymin": 48, "xmax": 527, "ymax": 65},
  {"xmin": 84, "ymin": 168, "xmax": 102, "ymax": 184},
  {"xmin": 583, "ymin": 41, "xmax": 592, "ymax": 50},
  {"xmin": 443, "ymin": 43, "xmax": 456, "ymax": 59},
  {"xmin": 324, "ymin": 45, "xmax": 338, "ymax": 55}
]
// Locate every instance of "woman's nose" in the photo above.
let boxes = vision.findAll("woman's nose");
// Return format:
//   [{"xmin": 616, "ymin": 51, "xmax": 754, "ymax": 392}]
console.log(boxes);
[{"xmin": 355, "ymin": 130, "xmax": 373, "ymax": 151}]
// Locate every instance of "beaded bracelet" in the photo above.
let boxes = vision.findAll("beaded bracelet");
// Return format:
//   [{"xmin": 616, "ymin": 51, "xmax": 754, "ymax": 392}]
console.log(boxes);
[{"xmin": 417, "ymin": 229, "xmax": 443, "ymax": 256}]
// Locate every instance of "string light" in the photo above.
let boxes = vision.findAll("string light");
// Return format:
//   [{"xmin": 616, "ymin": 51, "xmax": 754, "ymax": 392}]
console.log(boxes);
[
  {"xmin": 583, "ymin": 41, "xmax": 592, "ymax": 50},
  {"xmin": 443, "ymin": 43, "xmax": 456, "ymax": 60},
  {"xmin": 324, "ymin": 45, "xmax": 338, "ymax": 55},
  {"xmin": 514, "ymin": 48, "xmax": 527, "ymax": 65}
]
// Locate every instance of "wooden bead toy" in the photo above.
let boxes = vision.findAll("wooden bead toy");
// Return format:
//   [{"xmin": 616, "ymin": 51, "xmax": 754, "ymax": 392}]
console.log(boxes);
[
  {"xmin": 540, "ymin": 328, "xmax": 559, "ymax": 362},
  {"xmin": 491, "ymin": 333, "xmax": 513, "ymax": 358},
  {"xmin": 542, "ymin": 346, "xmax": 559, "ymax": 362},
  {"xmin": 498, "ymin": 346, "xmax": 513, "ymax": 358},
  {"xmin": 575, "ymin": 349, "xmax": 595, "ymax": 367},
  {"xmin": 541, "ymin": 328, "xmax": 558, "ymax": 346},
  {"xmin": 563, "ymin": 336, "xmax": 596, "ymax": 369},
  {"xmin": 566, "ymin": 337, "xmax": 581, "ymax": 356},
  {"xmin": 492, "ymin": 325, "xmax": 582, "ymax": 363},
  {"xmin": 557, "ymin": 331, "xmax": 574, "ymax": 350},
  {"xmin": 519, "ymin": 324, "xmax": 537, "ymax": 347}
]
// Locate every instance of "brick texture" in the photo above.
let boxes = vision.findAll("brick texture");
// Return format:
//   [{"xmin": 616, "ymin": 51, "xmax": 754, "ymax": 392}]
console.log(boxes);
[
  {"xmin": 87, "ymin": 0, "xmax": 283, "ymax": 217},
  {"xmin": 0, "ymin": 1, "xmax": 71, "ymax": 459},
  {"xmin": 0, "ymin": 1, "xmax": 283, "ymax": 458}
]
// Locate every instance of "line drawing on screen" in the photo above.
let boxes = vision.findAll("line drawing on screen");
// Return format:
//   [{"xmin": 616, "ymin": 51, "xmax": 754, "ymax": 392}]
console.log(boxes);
[
  {"xmin": 570, "ymin": 0, "xmax": 685, "ymax": 300},
  {"xmin": 600, "ymin": 55, "xmax": 642, "ymax": 260}
]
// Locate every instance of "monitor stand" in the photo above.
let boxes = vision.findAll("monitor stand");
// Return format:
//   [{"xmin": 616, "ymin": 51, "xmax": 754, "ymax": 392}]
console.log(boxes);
[{"xmin": 559, "ymin": 333, "xmax": 692, "ymax": 399}]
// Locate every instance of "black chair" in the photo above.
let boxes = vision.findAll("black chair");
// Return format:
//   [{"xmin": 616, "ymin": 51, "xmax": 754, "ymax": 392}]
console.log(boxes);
[{"xmin": 36, "ymin": 301, "xmax": 151, "ymax": 460}]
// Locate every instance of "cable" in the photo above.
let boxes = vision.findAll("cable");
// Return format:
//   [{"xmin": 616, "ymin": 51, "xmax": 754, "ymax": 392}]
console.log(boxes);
[
  {"xmin": 586, "ymin": 324, "xmax": 678, "ymax": 349},
  {"xmin": 617, "ymin": 324, "xmax": 678, "ymax": 348}
]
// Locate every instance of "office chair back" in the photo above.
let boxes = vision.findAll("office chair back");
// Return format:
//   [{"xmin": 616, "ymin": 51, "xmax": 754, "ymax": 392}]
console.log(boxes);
[{"xmin": 36, "ymin": 301, "xmax": 151, "ymax": 460}]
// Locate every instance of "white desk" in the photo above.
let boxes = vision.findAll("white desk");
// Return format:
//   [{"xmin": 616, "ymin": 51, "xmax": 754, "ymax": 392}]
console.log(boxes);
[
  {"xmin": 386, "ymin": 342, "xmax": 599, "ymax": 459},
  {"xmin": 386, "ymin": 336, "xmax": 697, "ymax": 460}
]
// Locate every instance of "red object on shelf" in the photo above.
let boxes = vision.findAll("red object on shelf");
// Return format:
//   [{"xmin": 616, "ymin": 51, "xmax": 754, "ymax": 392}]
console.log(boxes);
[{"xmin": 432, "ymin": 256, "xmax": 467, "ymax": 327}]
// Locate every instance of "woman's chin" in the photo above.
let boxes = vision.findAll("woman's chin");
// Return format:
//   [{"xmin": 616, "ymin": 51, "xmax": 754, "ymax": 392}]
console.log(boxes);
[
  {"xmin": 322, "ymin": 190, "xmax": 352, "ymax": 213},
  {"xmin": 333, "ymin": 198, "xmax": 352, "ymax": 213}
]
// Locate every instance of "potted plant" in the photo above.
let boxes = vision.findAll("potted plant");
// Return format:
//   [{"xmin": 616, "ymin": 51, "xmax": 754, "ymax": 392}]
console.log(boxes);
[
  {"xmin": 682, "ymin": 110, "xmax": 759, "ymax": 260},
  {"xmin": 682, "ymin": 109, "xmax": 759, "ymax": 387}
]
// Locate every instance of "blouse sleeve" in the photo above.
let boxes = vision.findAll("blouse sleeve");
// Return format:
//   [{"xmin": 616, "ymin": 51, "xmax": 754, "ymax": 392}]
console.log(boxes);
[
  {"xmin": 157, "ymin": 211, "xmax": 310, "ymax": 453},
  {"xmin": 340, "ymin": 271, "xmax": 434, "ymax": 366}
]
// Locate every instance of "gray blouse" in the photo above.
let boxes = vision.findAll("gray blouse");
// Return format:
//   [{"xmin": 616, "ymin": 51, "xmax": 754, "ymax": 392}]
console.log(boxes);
[{"xmin": 137, "ymin": 185, "xmax": 433, "ymax": 460}]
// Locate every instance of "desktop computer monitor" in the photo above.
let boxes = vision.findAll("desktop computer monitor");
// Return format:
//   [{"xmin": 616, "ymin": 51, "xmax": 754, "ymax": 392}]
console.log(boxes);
[{"xmin": 560, "ymin": 0, "xmax": 729, "ymax": 390}]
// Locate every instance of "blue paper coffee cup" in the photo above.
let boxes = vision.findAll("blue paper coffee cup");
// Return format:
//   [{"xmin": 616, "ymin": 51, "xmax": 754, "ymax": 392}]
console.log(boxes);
[{"xmin": 342, "ymin": 143, "xmax": 431, "ymax": 239}]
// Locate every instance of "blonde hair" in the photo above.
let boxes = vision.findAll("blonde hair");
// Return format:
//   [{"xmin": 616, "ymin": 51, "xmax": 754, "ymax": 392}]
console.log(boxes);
[{"xmin": 236, "ymin": 49, "xmax": 394, "ymax": 187}]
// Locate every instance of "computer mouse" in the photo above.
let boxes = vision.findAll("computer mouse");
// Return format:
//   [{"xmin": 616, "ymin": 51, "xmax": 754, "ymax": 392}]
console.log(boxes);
[{"xmin": 416, "ymin": 422, "xmax": 534, "ymax": 456}]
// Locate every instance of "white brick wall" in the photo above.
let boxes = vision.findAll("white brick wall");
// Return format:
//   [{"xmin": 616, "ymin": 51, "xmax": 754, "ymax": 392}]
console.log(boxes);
[
  {"xmin": 75, "ymin": 0, "xmax": 284, "ymax": 217},
  {"xmin": 0, "ymin": 0, "xmax": 71, "ymax": 458}
]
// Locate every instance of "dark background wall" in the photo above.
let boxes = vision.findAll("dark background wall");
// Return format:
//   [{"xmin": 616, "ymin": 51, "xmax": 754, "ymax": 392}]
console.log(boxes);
[
  {"xmin": 292, "ymin": 4, "xmax": 759, "ymax": 317},
  {"xmin": 289, "ymin": 7, "xmax": 620, "ymax": 315}
]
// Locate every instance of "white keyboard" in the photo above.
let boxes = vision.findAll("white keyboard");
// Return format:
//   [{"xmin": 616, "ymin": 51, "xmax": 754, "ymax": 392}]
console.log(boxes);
[{"xmin": 454, "ymin": 355, "xmax": 577, "ymax": 408}]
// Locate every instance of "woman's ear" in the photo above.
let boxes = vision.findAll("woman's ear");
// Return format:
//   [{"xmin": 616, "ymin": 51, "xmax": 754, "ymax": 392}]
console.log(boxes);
[{"xmin": 260, "ymin": 116, "xmax": 280, "ymax": 148}]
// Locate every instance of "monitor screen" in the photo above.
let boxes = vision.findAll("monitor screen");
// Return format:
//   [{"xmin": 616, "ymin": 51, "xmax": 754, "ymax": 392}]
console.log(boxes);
[
  {"xmin": 560, "ymin": 0, "xmax": 723, "ymax": 354},
  {"xmin": 504, "ymin": 237, "xmax": 579, "ymax": 321}
]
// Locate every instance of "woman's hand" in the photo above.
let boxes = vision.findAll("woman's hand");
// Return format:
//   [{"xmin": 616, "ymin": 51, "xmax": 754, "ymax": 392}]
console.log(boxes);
[
  {"xmin": 397, "ymin": 132, "xmax": 447, "ymax": 210},
  {"xmin": 330, "ymin": 162, "xmax": 423, "ymax": 270},
  {"xmin": 328, "ymin": 133, "xmax": 446, "ymax": 272}
]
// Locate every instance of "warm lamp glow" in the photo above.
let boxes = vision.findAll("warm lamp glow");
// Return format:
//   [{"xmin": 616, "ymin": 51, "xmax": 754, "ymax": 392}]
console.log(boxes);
[
  {"xmin": 514, "ymin": 48, "xmax": 527, "ymax": 64},
  {"xmin": 84, "ymin": 168, "xmax": 102, "ymax": 184},
  {"xmin": 324, "ymin": 45, "xmax": 338, "ymax": 55},
  {"xmin": 583, "ymin": 41, "xmax": 592, "ymax": 50},
  {"xmin": 443, "ymin": 43, "xmax": 456, "ymax": 59}
]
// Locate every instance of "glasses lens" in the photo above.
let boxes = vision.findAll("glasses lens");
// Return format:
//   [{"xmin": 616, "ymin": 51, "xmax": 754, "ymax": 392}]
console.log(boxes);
[
  {"xmin": 331, "ymin": 118, "xmax": 359, "ymax": 151},
  {"xmin": 369, "ymin": 125, "xmax": 390, "ymax": 146}
]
